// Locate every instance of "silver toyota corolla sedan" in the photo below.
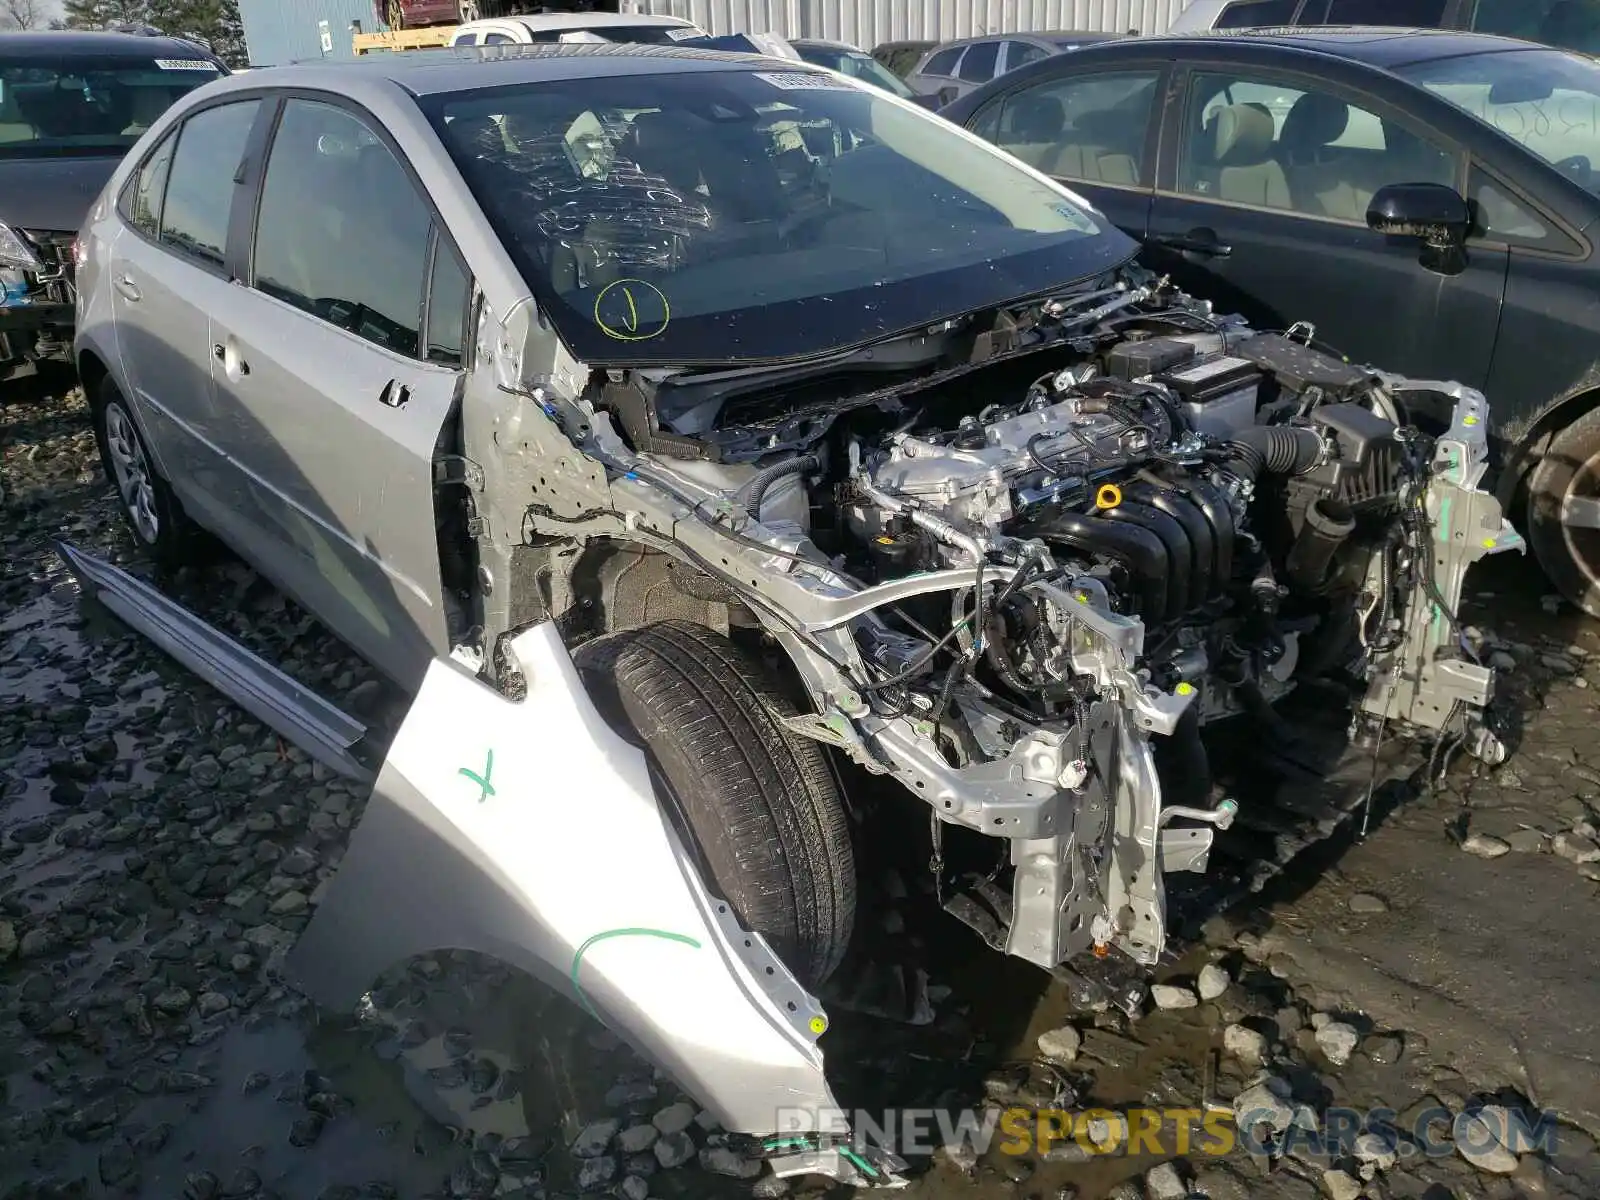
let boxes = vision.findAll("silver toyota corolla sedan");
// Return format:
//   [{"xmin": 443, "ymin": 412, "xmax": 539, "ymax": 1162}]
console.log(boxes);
[{"xmin": 72, "ymin": 42, "xmax": 1519, "ymax": 1187}]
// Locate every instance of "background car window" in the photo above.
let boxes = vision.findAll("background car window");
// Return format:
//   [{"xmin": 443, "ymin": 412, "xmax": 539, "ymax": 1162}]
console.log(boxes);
[
  {"xmin": 958, "ymin": 42, "xmax": 1000, "ymax": 83},
  {"xmin": 1006, "ymin": 41, "xmax": 1050, "ymax": 69},
  {"xmin": 1215, "ymin": 0, "xmax": 1300, "ymax": 28},
  {"xmin": 484, "ymin": 32, "xmax": 513, "ymax": 44},
  {"xmin": 122, "ymin": 130, "xmax": 175, "ymax": 237},
  {"xmin": 159, "ymin": 100, "xmax": 259, "ymax": 267},
  {"xmin": 0, "ymin": 55, "xmax": 221, "ymax": 159},
  {"xmin": 922, "ymin": 46, "xmax": 962, "ymax": 77},
  {"xmin": 1179, "ymin": 72, "xmax": 1454, "ymax": 221},
  {"xmin": 1470, "ymin": 0, "xmax": 1600, "ymax": 51},
  {"xmin": 991, "ymin": 72, "xmax": 1159, "ymax": 185},
  {"xmin": 1472, "ymin": 173, "xmax": 1550, "ymax": 243},
  {"xmin": 252, "ymin": 100, "xmax": 431, "ymax": 358},
  {"xmin": 426, "ymin": 238, "xmax": 470, "ymax": 366},
  {"xmin": 1319, "ymin": 0, "xmax": 1448, "ymax": 23}
]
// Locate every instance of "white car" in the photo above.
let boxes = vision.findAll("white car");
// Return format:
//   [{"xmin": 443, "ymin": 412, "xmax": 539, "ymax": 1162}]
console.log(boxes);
[{"xmin": 446, "ymin": 11, "xmax": 705, "ymax": 47}]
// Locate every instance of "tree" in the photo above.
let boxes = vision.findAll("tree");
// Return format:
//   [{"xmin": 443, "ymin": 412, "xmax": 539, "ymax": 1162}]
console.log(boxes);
[
  {"xmin": 60, "ymin": 0, "xmax": 247, "ymax": 67},
  {"xmin": 0, "ymin": 0, "xmax": 46, "ymax": 28}
]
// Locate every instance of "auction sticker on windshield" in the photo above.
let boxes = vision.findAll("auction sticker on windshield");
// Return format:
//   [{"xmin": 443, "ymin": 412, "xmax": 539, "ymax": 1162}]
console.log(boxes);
[
  {"xmin": 756, "ymin": 71, "xmax": 855, "ymax": 90},
  {"xmin": 154, "ymin": 59, "xmax": 220, "ymax": 70}
]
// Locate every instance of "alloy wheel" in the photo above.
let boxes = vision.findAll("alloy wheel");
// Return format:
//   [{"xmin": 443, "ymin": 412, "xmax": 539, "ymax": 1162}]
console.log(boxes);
[{"xmin": 103, "ymin": 402, "xmax": 160, "ymax": 545}]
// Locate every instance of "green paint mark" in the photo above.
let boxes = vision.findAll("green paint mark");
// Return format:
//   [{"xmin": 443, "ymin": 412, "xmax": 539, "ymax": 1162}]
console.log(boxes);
[
  {"xmin": 840, "ymin": 1147, "xmax": 878, "ymax": 1178},
  {"xmin": 569, "ymin": 927, "xmax": 703, "ymax": 1019},
  {"xmin": 459, "ymin": 749, "xmax": 496, "ymax": 802}
]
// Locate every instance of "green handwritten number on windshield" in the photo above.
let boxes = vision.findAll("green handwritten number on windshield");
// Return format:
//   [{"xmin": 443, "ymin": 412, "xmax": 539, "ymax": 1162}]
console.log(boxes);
[{"xmin": 594, "ymin": 279, "xmax": 671, "ymax": 341}]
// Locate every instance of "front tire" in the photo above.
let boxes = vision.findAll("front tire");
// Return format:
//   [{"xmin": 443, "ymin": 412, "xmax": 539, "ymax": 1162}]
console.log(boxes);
[
  {"xmin": 91, "ymin": 376, "xmax": 204, "ymax": 569},
  {"xmin": 574, "ymin": 621, "xmax": 856, "ymax": 988}
]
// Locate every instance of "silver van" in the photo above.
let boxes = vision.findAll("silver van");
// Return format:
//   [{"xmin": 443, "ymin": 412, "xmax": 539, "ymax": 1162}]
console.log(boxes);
[{"xmin": 906, "ymin": 30, "xmax": 1122, "ymax": 103}]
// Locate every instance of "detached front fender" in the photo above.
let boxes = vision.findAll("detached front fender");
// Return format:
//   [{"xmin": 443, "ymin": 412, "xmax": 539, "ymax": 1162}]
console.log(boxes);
[{"xmin": 285, "ymin": 621, "xmax": 838, "ymax": 1135}]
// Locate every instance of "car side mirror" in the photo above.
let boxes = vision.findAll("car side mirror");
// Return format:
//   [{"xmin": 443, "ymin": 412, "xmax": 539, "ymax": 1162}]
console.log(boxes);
[
  {"xmin": 938, "ymin": 85, "xmax": 960, "ymax": 105},
  {"xmin": 1366, "ymin": 182, "xmax": 1471, "ymax": 248}
]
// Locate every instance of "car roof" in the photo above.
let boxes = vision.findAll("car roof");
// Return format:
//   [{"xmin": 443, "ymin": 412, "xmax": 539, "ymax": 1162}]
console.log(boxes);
[
  {"xmin": 927, "ymin": 29, "xmax": 1122, "ymax": 52},
  {"xmin": 456, "ymin": 12, "xmax": 694, "ymax": 31},
  {"xmin": 791, "ymin": 38, "xmax": 864, "ymax": 53},
  {"xmin": 0, "ymin": 29, "xmax": 216, "ymax": 59},
  {"xmin": 224, "ymin": 42, "xmax": 803, "ymax": 98},
  {"xmin": 1129, "ymin": 25, "xmax": 1549, "ymax": 68}
]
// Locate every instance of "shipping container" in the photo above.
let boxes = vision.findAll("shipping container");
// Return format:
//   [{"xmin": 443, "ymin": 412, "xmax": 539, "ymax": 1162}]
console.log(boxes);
[
  {"xmin": 239, "ymin": 0, "xmax": 390, "ymax": 66},
  {"xmin": 617, "ymin": 0, "xmax": 1196, "ymax": 42}
]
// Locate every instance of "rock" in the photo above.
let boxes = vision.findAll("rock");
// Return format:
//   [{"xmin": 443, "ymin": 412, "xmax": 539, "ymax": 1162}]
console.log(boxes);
[
  {"xmin": 1001, "ymin": 1156, "xmax": 1034, "ymax": 1183},
  {"xmin": 1364, "ymin": 1033, "xmax": 1405, "ymax": 1065},
  {"xmin": 1462, "ymin": 833, "xmax": 1511, "ymax": 859},
  {"xmin": 698, "ymin": 1147, "xmax": 762, "ymax": 1179},
  {"xmin": 575, "ymin": 1156, "xmax": 619, "ymax": 1192},
  {"xmin": 651, "ymin": 1102, "xmax": 696, "ymax": 1136},
  {"xmin": 0, "ymin": 920, "xmax": 15, "ymax": 960},
  {"xmin": 1322, "ymin": 1167, "xmax": 1363, "ymax": 1200},
  {"xmin": 1553, "ymin": 831, "xmax": 1600, "ymax": 864},
  {"xmin": 571, "ymin": 1118, "xmax": 620, "ymax": 1158},
  {"xmin": 605, "ymin": 1079, "xmax": 657, "ymax": 1109},
  {"xmin": 1353, "ymin": 1131, "xmax": 1397, "ymax": 1173},
  {"xmin": 278, "ymin": 848, "xmax": 317, "ymax": 877},
  {"xmin": 1454, "ymin": 1106, "xmax": 1521, "ymax": 1174},
  {"xmin": 152, "ymin": 986, "xmax": 192, "ymax": 1014},
  {"xmin": 269, "ymin": 890, "xmax": 309, "ymax": 916},
  {"xmin": 289, "ymin": 1115, "xmax": 324, "ymax": 1147},
  {"xmin": 1233, "ymin": 1079, "xmax": 1294, "ymax": 1134},
  {"xmin": 940, "ymin": 1138, "xmax": 979, "ymax": 1173},
  {"xmin": 1144, "ymin": 1160, "xmax": 1187, "ymax": 1200},
  {"xmin": 1150, "ymin": 983, "xmax": 1198, "ymax": 1010},
  {"xmin": 1315, "ymin": 1021, "xmax": 1360, "ymax": 1067},
  {"xmin": 1197, "ymin": 963, "xmax": 1230, "ymax": 1000},
  {"xmin": 1037, "ymin": 1024, "xmax": 1082, "ymax": 1064},
  {"xmin": 1506, "ymin": 828, "xmax": 1549, "ymax": 853},
  {"xmin": 1223, "ymin": 1024, "xmax": 1268, "ymax": 1066},
  {"xmin": 198, "ymin": 991, "xmax": 231, "ymax": 1016},
  {"xmin": 99, "ymin": 1139, "xmax": 139, "ymax": 1188},
  {"xmin": 1348, "ymin": 892, "xmax": 1389, "ymax": 914},
  {"xmin": 619, "ymin": 1176, "xmax": 650, "ymax": 1200},
  {"xmin": 616, "ymin": 1124, "xmax": 659, "ymax": 1153},
  {"xmin": 751, "ymin": 1174, "xmax": 789, "ymax": 1198},
  {"xmin": 652, "ymin": 1131, "xmax": 695, "ymax": 1169}
]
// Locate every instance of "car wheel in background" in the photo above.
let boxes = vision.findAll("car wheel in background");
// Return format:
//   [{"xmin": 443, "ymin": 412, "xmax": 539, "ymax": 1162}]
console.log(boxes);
[
  {"xmin": 1528, "ymin": 407, "xmax": 1600, "ymax": 618},
  {"xmin": 574, "ymin": 620, "xmax": 857, "ymax": 988},
  {"xmin": 91, "ymin": 375, "xmax": 206, "ymax": 569}
]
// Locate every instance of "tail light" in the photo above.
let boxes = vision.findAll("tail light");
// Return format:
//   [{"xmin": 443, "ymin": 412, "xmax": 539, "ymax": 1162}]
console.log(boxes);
[{"xmin": 73, "ymin": 237, "xmax": 88, "ymax": 269}]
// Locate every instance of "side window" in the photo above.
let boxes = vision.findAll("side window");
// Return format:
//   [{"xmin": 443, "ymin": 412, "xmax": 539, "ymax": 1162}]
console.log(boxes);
[
  {"xmin": 484, "ymin": 32, "xmax": 513, "ymax": 44},
  {"xmin": 425, "ymin": 236, "xmax": 471, "ymax": 366},
  {"xmin": 252, "ymin": 99, "xmax": 432, "ymax": 358},
  {"xmin": 991, "ymin": 71, "xmax": 1161, "ymax": 186},
  {"xmin": 922, "ymin": 47, "xmax": 962, "ymax": 77},
  {"xmin": 159, "ymin": 100, "xmax": 260, "ymax": 267},
  {"xmin": 1471, "ymin": 0, "xmax": 1596, "ymax": 52},
  {"xmin": 1178, "ymin": 71, "xmax": 1456, "ymax": 222},
  {"xmin": 121, "ymin": 130, "xmax": 176, "ymax": 237},
  {"xmin": 1322, "ymin": 0, "xmax": 1448, "ymax": 24},
  {"xmin": 958, "ymin": 42, "xmax": 1000, "ymax": 83},
  {"xmin": 1215, "ymin": 0, "xmax": 1301, "ymax": 28},
  {"xmin": 1006, "ymin": 41, "xmax": 1050, "ymax": 70},
  {"xmin": 1470, "ymin": 168, "xmax": 1551, "ymax": 245}
]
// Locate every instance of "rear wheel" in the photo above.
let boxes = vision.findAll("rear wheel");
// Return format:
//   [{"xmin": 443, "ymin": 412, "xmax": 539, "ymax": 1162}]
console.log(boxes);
[
  {"xmin": 1528, "ymin": 407, "xmax": 1600, "ymax": 618},
  {"xmin": 91, "ymin": 376, "xmax": 205, "ymax": 569},
  {"xmin": 573, "ymin": 621, "xmax": 856, "ymax": 987}
]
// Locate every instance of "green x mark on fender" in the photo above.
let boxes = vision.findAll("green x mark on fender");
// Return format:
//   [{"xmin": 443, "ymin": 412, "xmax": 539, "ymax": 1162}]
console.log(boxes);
[{"xmin": 459, "ymin": 749, "xmax": 496, "ymax": 803}]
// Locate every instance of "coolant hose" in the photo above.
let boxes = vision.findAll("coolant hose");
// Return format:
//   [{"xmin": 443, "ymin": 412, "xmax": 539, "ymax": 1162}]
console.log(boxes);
[
  {"xmin": 1225, "ymin": 426, "xmax": 1323, "ymax": 482},
  {"xmin": 1286, "ymin": 498, "xmax": 1357, "ymax": 593},
  {"xmin": 736, "ymin": 454, "xmax": 818, "ymax": 520}
]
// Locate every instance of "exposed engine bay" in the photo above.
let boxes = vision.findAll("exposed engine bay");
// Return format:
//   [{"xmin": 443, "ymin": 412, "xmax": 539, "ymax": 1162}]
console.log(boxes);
[{"xmin": 509, "ymin": 268, "xmax": 1521, "ymax": 979}]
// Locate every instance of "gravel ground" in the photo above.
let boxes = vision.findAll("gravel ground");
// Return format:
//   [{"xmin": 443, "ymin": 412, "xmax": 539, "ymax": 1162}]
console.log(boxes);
[{"xmin": 4, "ymin": 384, "xmax": 1599, "ymax": 1200}]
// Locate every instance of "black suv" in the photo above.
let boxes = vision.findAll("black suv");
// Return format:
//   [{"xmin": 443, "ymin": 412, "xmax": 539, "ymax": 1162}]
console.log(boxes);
[{"xmin": 0, "ymin": 30, "xmax": 227, "ymax": 380}]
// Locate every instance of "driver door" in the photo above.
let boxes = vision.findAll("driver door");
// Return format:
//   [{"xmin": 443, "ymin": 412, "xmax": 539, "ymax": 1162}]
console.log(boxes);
[{"xmin": 1145, "ymin": 64, "xmax": 1507, "ymax": 387}]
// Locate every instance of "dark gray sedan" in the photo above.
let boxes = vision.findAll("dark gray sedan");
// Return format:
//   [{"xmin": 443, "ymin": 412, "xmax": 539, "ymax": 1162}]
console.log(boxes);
[{"xmin": 944, "ymin": 27, "xmax": 1600, "ymax": 616}]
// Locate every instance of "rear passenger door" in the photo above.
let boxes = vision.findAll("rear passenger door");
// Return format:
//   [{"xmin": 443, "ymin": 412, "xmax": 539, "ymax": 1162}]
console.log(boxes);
[
  {"xmin": 965, "ymin": 65, "xmax": 1168, "ymax": 242},
  {"xmin": 210, "ymin": 95, "xmax": 472, "ymax": 687},
  {"xmin": 1145, "ymin": 64, "xmax": 1505, "ymax": 387}
]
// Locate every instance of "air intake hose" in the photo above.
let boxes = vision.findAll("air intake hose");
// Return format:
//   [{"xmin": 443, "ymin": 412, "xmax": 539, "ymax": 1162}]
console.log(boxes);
[
  {"xmin": 1225, "ymin": 426, "xmax": 1323, "ymax": 482},
  {"xmin": 1286, "ymin": 498, "xmax": 1357, "ymax": 593},
  {"xmin": 736, "ymin": 453, "xmax": 819, "ymax": 520}
]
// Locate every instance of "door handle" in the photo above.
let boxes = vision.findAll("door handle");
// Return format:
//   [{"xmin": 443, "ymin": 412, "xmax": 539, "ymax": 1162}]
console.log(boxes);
[
  {"xmin": 1149, "ymin": 229, "xmax": 1232, "ymax": 258},
  {"xmin": 378, "ymin": 379, "xmax": 411, "ymax": 410},
  {"xmin": 112, "ymin": 273, "xmax": 140, "ymax": 301},
  {"xmin": 213, "ymin": 342, "xmax": 250, "ymax": 377}
]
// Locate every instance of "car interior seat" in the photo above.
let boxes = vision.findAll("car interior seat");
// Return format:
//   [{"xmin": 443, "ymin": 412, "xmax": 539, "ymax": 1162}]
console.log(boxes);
[
  {"xmin": 121, "ymin": 88, "xmax": 172, "ymax": 136},
  {"xmin": 1279, "ymin": 90, "xmax": 1364, "ymax": 220},
  {"xmin": 1202, "ymin": 102, "xmax": 1290, "ymax": 209},
  {"xmin": 1001, "ymin": 92, "xmax": 1065, "ymax": 170}
]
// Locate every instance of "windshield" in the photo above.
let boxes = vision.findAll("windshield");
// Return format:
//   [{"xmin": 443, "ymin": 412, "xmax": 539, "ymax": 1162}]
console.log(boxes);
[
  {"xmin": 1397, "ymin": 48, "xmax": 1600, "ymax": 184},
  {"xmin": 423, "ymin": 67, "xmax": 1131, "ymax": 365},
  {"xmin": 586, "ymin": 25, "xmax": 701, "ymax": 45},
  {"xmin": 0, "ymin": 55, "xmax": 220, "ymax": 158},
  {"xmin": 794, "ymin": 45, "xmax": 916, "ymax": 97}
]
